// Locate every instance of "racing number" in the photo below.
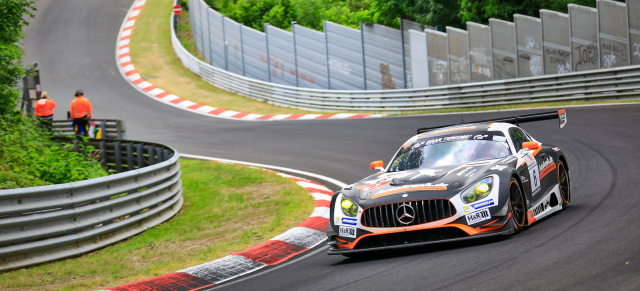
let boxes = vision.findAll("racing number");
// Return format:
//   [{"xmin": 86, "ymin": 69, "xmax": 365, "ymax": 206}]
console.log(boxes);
[{"xmin": 529, "ymin": 164, "xmax": 541, "ymax": 194}]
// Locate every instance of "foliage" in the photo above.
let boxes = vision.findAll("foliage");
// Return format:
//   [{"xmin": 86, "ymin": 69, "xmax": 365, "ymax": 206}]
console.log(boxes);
[
  {"xmin": 0, "ymin": 0, "xmax": 36, "ymax": 116},
  {"xmin": 459, "ymin": 0, "xmax": 598, "ymax": 26},
  {"xmin": 0, "ymin": 114, "xmax": 109, "ymax": 189},
  {"xmin": 206, "ymin": 0, "xmax": 376, "ymax": 31},
  {"xmin": 202, "ymin": 0, "xmax": 605, "ymax": 32}
]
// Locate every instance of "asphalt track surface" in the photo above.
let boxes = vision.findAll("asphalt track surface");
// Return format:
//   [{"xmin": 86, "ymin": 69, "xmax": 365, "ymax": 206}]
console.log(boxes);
[{"xmin": 24, "ymin": 1, "xmax": 640, "ymax": 290}]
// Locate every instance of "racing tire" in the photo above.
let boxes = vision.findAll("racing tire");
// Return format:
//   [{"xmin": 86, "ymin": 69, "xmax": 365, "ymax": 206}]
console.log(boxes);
[
  {"xmin": 509, "ymin": 178, "xmax": 526, "ymax": 234},
  {"xmin": 558, "ymin": 161, "xmax": 571, "ymax": 209}
]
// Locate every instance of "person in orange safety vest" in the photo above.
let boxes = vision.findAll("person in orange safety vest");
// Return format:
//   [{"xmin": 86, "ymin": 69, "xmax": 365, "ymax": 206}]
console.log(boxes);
[
  {"xmin": 70, "ymin": 89, "xmax": 92, "ymax": 136},
  {"xmin": 35, "ymin": 91, "xmax": 56, "ymax": 132}
]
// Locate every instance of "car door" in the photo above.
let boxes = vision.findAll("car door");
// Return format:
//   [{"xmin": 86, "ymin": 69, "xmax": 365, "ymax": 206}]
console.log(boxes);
[
  {"xmin": 509, "ymin": 127, "xmax": 540, "ymax": 200},
  {"xmin": 509, "ymin": 127, "xmax": 557, "ymax": 201}
]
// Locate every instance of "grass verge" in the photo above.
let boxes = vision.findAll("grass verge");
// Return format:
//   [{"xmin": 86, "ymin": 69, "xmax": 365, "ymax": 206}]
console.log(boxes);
[
  {"xmin": 130, "ymin": 0, "xmax": 313, "ymax": 115},
  {"xmin": 0, "ymin": 159, "xmax": 315, "ymax": 291}
]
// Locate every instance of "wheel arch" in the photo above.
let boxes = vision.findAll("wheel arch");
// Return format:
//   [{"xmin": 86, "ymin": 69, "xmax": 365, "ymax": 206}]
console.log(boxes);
[{"xmin": 558, "ymin": 155, "xmax": 569, "ymax": 171}]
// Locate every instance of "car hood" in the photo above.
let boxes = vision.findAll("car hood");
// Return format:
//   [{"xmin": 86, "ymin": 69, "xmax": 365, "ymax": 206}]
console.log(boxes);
[{"xmin": 346, "ymin": 159, "xmax": 506, "ymax": 206}]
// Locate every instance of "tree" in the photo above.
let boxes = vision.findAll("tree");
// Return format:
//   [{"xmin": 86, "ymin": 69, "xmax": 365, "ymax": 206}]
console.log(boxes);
[
  {"xmin": 459, "ymin": 0, "xmax": 598, "ymax": 25},
  {"xmin": 408, "ymin": 0, "xmax": 464, "ymax": 29},
  {"xmin": 0, "ymin": 0, "xmax": 36, "ymax": 117}
]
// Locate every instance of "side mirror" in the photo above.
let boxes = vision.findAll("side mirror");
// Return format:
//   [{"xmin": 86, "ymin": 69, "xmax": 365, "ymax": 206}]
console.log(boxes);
[
  {"xmin": 522, "ymin": 141, "xmax": 540, "ymax": 151},
  {"xmin": 370, "ymin": 160, "xmax": 384, "ymax": 171}
]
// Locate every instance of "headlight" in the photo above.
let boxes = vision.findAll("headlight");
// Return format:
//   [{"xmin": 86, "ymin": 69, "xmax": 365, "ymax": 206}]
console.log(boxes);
[
  {"xmin": 340, "ymin": 196, "xmax": 358, "ymax": 217},
  {"xmin": 461, "ymin": 177, "xmax": 494, "ymax": 203}
]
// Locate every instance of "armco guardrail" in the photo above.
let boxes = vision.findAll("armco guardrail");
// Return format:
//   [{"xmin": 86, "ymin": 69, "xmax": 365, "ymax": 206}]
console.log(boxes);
[
  {"xmin": 171, "ymin": 15, "xmax": 640, "ymax": 113},
  {"xmin": 52, "ymin": 119, "xmax": 126, "ymax": 140},
  {"xmin": 0, "ymin": 139, "xmax": 182, "ymax": 271}
]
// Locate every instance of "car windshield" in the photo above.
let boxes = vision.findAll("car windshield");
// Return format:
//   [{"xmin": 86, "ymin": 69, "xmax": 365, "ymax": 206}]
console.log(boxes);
[{"xmin": 388, "ymin": 134, "xmax": 511, "ymax": 172}]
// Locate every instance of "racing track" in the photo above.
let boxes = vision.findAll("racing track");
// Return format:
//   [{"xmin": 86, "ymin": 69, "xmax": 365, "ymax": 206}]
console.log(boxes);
[{"xmin": 23, "ymin": 0, "xmax": 640, "ymax": 289}]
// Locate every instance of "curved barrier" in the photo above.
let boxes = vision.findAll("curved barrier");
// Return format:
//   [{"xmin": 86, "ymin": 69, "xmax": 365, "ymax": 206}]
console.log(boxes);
[
  {"xmin": 171, "ymin": 4, "xmax": 640, "ymax": 112},
  {"xmin": 0, "ymin": 139, "xmax": 182, "ymax": 271}
]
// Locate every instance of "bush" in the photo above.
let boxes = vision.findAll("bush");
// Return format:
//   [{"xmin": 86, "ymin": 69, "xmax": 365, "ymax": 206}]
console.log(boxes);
[{"xmin": 0, "ymin": 114, "xmax": 109, "ymax": 189}]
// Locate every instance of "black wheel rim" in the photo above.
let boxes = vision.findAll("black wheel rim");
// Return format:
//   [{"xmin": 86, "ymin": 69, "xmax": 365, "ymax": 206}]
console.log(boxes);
[
  {"xmin": 510, "ymin": 182, "xmax": 525, "ymax": 226},
  {"xmin": 558, "ymin": 163, "xmax": 570, "ymax": 203}
]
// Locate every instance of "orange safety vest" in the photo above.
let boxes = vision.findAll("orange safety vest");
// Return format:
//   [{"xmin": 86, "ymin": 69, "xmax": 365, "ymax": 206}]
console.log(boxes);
[
  {"xmin": 70, "ymin": 96, "xmax": 92, "ymax": 119},
  {"xmin": 35, "ymin": 99, "xmax": 56, "ymax": 117}
]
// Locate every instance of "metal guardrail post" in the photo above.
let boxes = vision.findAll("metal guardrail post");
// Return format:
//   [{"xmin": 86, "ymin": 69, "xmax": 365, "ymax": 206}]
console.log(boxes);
[
  {"xmin": 156, "ymin": 148, "xmax": 164, "ymax": 162},
  {"xmin": 114, "ymin": 141, "xmax": 122, "ymax": 172},
  {"xmin": 126, "ymin": 143, "xmax": 134, "ymax": 171},
  {"xmin": 101, "ymin": 120, "xmax": 107, "ymax": 139},
  {"xmin": 136, "ymin": 144, "xmax": 144, "ymax": 168},
  {"xmin": 148, "ymin": 146, "xmax": 156, "ymax": 165}
]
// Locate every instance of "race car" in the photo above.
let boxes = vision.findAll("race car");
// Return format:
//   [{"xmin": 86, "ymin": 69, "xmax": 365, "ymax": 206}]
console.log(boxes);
[{"xmin": 327, "ymin": 110, "xmax": 570, "ymax": 255}]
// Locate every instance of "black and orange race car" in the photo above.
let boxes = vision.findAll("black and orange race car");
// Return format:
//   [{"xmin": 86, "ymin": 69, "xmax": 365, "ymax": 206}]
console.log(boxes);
[{"xmin": 327, "ymin": 110, "xmax": 570, "ymax": 256}]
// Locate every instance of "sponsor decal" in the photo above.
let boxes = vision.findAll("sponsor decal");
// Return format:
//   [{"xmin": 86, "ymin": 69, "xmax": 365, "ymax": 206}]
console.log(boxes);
[
  {"xmin": 457, "ymin": 167, "xmax": 473, "ymax": 176},
  {"xmin": 410, "ymin": 169, "xmax": 442, "ymax": 180},
  {"xmin": 538, "ymin": 157, "xmax": 556, "ymax": 179},
  {"xmin": 531, "ymin": 202, "xmax": 545, "ymax": 217},
  {"xmin": 490, "ymin": 165, "xmax": 507, "ymax": 171},
  {"xmin": 471, "ymin": 199, "xmax": 495, "ymax": 210},
  {"xmin": 341, "ymin": 217, "xmax": 357, "ymax": 226},
  {"xmin": 538, "ymin": 156, "xmax": 553, "ymax": 171},
  {"xmin": 493, "ymin": 136, "xmax": 507, "ymax": 142},
  {"xmin": 371, "ymin": 183, "xmax": 448, "ymax": 199},
  {"xmin": 354, "ymin": 181, "xmax": 390, "ymax": 191},
  {"xmin": 378, "ymin": 172, "xmax": 413, "ymax": 180},
  {"xmin": 465, "ymin": 208, "xmax": 491, "ymax": 225},
  {"xmin": 474, "ymin": 134, "xmax": 489, "ymax": 140},
  {"xmin": 414, "ymin": 135, "xmax": 474, "ymax": 149},
  {"xmin": 339, "ymin": 226, "xmax": 356, "ymax": 238},
  {"xmin": 552, "ymin": 147, "xmax": 561, "ymax": 152},
  {"xmin": 523, "ymin": 153, "xmax": 536, "ymax": 166},
  {"xmin": 464, "ymin": 168, "xmax": 478, "ymax": 177},
  {"xmin": 431, "ymin": 126, "xmax": 477, "ymax": 135}
]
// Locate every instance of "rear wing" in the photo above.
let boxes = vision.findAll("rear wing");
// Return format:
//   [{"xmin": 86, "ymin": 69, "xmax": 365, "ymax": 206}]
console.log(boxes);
[{"xmin": 417, "ymin": 109, "xmax": 567, "ymax": 134}]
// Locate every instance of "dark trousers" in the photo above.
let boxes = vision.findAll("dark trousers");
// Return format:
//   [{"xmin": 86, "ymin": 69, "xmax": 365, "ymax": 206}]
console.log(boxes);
[
  {"xmin": 73, "ymin": 116, "xmax": 89, "ymax": 136},
  {"xmin": 37, "ymin": 115, "xmax": 54, "ymax": 133}
]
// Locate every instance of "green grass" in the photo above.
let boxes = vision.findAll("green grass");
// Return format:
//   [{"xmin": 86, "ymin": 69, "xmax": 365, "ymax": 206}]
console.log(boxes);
[
  {"xmin": 0, "ymin": 159, "xmax": 315, "ymax": 291},
  {"xmin": 0, "ymin": 114, "xmax": 108, "ymax": 189}
]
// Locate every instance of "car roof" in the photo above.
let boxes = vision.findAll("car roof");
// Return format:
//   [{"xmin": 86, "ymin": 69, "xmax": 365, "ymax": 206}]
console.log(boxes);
[{"xmin": 417, "ymin": 122, "xmax": 514, "ymax": 139}]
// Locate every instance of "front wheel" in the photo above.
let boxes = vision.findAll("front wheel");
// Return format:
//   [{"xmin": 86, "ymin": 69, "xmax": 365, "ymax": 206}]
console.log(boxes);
[
  {"xmin": 558, "ymin": 161, "xmax": 571, "ymax": 209},
  {"xmin": 509, "ymin": 178, "xmax": 526, "ymax": 234}
]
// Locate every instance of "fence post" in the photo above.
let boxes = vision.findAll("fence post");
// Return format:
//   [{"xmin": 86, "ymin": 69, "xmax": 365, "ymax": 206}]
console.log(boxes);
[
  {"xmin": 126, "ymin": 143, "xmax": 134, "ymax": 171},
  {"xmin": 208, "ymin": 8, "xmax": 214, "ymax": 66},
  {"xmin": 100, "ymin": 121, "xmax": 106, "ymax": 139},
  {"xmin": 148, "ymin": 146, "xmax": 156, "ymax": 165},
  {"xmin": 99, "ymin": 141, "xmax": 107, "ymax": 169},
  {"xmin": 117, "ymin": 120, "xmax": 127, "ymax": 140},
  {"xmin": 156, "ymin": 148, "xmax": 164, "ymax": 162},
  {"xmin": 323, "ymin": 21, "xmax": 331, "ymax": 89},
  {"xmin": 360, "ymin": 22, "xmax": 367, "ymax": 90},
  {"xmin": 240, "ymin": 24, "xmax": 246, "ymax": 76},
  {"xmin": 292, "ymin": 22, "xmax": 299, "ymax": 87},
  {"xmin": 114, "ymin": 141, "xmax": 122, "ymax": 172},
  {"xmin": 222, "ymin": 15, "xmax": 228, "ymax": 70},
  {"xmin": 265, "ymin": 23, "xmax": 271, "ymax": 82},
  {"xmin": 400, "ymin": 19, "xmax": 408, "ymax": 89},
  {"xmin": 136, "ymin": 144, "xmax": 144, "ymax": 168}
]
